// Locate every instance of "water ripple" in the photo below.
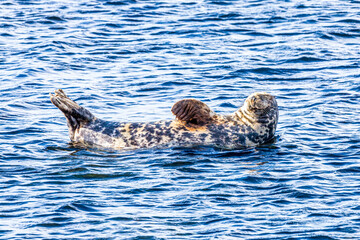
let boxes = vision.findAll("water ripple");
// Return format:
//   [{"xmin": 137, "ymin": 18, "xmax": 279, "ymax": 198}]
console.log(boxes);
[{"xmin": 1, "ymin": 0, "xmax": 360, "ymax": 239}]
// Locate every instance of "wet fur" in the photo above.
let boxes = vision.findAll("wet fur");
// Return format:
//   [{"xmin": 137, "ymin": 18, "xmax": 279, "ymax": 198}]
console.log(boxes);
[{"xmin": 50, "ymin": 90, "xmax": 278, "ymax": 150}]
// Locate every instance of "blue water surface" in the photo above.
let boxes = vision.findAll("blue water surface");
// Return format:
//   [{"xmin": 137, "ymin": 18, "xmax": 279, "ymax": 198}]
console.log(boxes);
[{"xmin": 1, "ymin": 0, "xmax": 360, "ymax": 239}]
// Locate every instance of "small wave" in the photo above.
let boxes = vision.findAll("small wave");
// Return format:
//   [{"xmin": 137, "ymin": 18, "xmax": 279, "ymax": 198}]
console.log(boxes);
[
  {"xmin": 1, "ymin": 0, "xmax": 360, "ymax": 239},
  {"xmin": 104, "ymin": 0, "xmax": 136, "ymax": 6}
]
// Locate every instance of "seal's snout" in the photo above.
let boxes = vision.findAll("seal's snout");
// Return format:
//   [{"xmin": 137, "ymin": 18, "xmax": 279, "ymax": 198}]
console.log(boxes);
[
  {"xmin": 247, "ymin": 92, "xmax": 277, "ymax": 111},
  {"xmin": 239, "ymin": 92, "xmax": 278, "ymax": 123}
]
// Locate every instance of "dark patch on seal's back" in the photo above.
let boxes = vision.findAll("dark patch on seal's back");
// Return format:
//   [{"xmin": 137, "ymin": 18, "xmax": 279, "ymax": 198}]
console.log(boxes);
[
  {"xmin": 144, "ymin": 124, "xmax": 155, "ymax": 134},
  {"xmin": 131, "ymin": 122, "xmax": 141, "ymax": 129},
  {"xmin": 199, "ymin": 133, "xmax": 208, "ymax": 141},
  {"xmin": 181, "ymin": 132, "xmax": 193, "ymax": 140},
  {"xmin": 227, "ymin": 125, "xmax": 247, "ymax": 146},
  {"xmin": 127, "ymin": 133, "xmax": 137, "ymax": 146},
  {"xmin": 128, "ymin": 123, "xmax": 145, "ymax": 146},
  {"xmin": 212, "ymin": 132, "xmax": 231, "ymax": 146},
  {"xmin": 164, "ymin": 127, "xmax": 174, "ymax": 138},
  {"xmin": 247, "ymin": 132, "xmax": 260, "ymax": 143},
  {"xmin": 154, "ymin": 132, "xmax": 164, "ymax": 144},
  {"xmin": 237, "ymin": 134, "xmax": 246, "ymax": 146},
  {"xmin": 206, "ymin": 124, "xmax": 229, "ymax": 146},
  {"xmin": 88, "ymin": 119, "xmax": 122, "ymax": 137},
  {"xmin": 145, "ymin": 132, "xmax": 153, "ymax": 143}
]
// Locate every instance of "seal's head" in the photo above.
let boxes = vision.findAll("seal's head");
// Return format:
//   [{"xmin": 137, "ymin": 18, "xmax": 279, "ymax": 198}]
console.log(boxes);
[{"xmin": 239, "ymin": 92, "xmax": 278, "ymax": 124}]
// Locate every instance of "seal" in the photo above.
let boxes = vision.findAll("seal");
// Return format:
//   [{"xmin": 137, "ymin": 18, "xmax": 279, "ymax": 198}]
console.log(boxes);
[{"xmin": 50, "ymin": 89, "xmax": 278, "ymax": 150}]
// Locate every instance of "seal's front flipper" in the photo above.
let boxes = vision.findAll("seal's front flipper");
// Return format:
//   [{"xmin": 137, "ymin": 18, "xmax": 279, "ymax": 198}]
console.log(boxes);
[
  {"xmin": 171, "ymin": 99, "xmax": 215, "ymax": 126},
  {"xmin": 50, "ymin": 89, "xmax": 95, "ymax": 140}
]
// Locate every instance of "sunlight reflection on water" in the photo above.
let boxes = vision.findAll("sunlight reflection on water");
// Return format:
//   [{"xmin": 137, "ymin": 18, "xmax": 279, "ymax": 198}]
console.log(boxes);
[{"xmin": 1, "ymin": 0, "xmax": 360, "ymax": 239}]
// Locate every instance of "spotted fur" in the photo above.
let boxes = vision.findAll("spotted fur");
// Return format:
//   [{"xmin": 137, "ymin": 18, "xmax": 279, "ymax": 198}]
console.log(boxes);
[{"xmin": 50, "ymin": 89, "xmax": 278, "ymax": 150}]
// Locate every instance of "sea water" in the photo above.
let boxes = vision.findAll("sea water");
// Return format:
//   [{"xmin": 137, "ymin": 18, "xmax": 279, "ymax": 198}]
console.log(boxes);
[{"xmin": 1, "ymin": 0, "xmax": 360, "ymax": 239}]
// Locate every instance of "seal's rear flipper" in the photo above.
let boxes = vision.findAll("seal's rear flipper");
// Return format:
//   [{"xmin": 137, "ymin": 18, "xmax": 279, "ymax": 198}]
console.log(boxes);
[
  {"xmin": 50, "ymin": 89, "xmax": 95, "ymax": 140},
  {"xmin": 171, "ymin": 99, "xmax": 215, "ymax": 126}
]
